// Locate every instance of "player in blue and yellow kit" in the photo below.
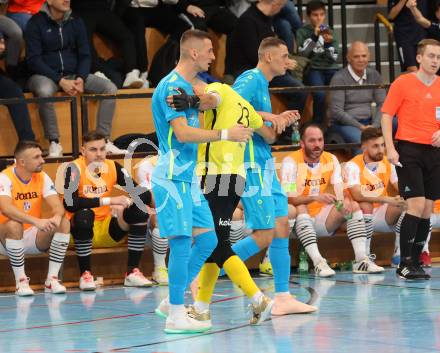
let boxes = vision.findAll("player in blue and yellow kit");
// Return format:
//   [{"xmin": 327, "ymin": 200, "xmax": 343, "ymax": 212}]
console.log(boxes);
[
  {"xmin": 170, "ymin": 80, "xmax": 278, "ymax": 326},
  {"xmin": 151, "ymin": 30, "xmax": 254, "ymax": 334},
  {"xmin": 232, "ymin": 37, "xmax": 317, "ymax": 315}
]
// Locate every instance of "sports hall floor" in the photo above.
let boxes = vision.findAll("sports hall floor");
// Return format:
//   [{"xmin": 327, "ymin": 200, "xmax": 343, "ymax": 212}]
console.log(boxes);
[{"xmin": 0, "ymin": 267, "xmax": 439, "ymax": 353}]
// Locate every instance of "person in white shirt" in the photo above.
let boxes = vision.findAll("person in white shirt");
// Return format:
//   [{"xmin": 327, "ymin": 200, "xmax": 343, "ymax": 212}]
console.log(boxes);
[
  {"xmin": 281, "ymin": 122, "xmax": 384, "ymax": 277},
  {"xmin": 136, "ymin": 155, "xmax": 169, "ymax": 285}
]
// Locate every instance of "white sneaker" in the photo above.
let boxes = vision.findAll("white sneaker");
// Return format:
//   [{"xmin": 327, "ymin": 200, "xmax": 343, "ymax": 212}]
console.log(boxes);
[
  {"xmin": 124, "ymin": 268, "xmax": 154, "ymax": 287},
  {"xmin": 105, "ymin": 140, "xmax": 127, "ymax": 155},
  {"xmin": 314, "ymin": 259, "xmax": 336, "ymax": 277},
  {"xmin": 44, "ymin": 276, "xmax": 66, "ymax": 294},
  {"xmin": 187, "ymin": 305, "xmax": 212, "ymax": 328},
  {"xmin": 164, "ymin": 313, "xmax": 212, "ymax": 334},
  {"xmin": 152, "ymin": 266, "xmax": 168, "ymax": 285},
  {"xmin": 155, "ymin": 297, "xmax": 169, "ymax": 318},
  {"xmin": 123, "ymin": 69, "xmax": 144, "ymax": 89},
  {"xmin": 79, "ymin": 271, "xmax": 96, "ymax": 291},
  {"xmin": 48, "ymin": 141, "xmax": 63, "ymax": 157},
  {"xmin": 353, "ymin": 255, "xmax": 385, "ymax": 274},
  {"xmin": 94, "ymin": 71, "xmax": 111, "ymax": 81},
  {"xmin": 249, "ymin": 295, "xmax": 273, "ymax": 325},
  {"xmin": 16, "ymin": 277, "xmax": 34, "ymax": 297},
  {"xmin": 140, "ymin": 71, "xmax": 150, "ymax": 88}
]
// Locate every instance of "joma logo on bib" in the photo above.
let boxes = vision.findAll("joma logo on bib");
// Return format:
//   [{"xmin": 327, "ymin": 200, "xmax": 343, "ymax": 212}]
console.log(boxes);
[{"xmin": 15, "ymin": 192, "xmax": 38, "ymax": 200}]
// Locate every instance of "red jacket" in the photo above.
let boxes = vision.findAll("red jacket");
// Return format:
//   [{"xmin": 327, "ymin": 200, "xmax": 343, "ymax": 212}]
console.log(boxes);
[{"xmin": 7, "ymin": 0, "xmax": 45, "ymax": 15}]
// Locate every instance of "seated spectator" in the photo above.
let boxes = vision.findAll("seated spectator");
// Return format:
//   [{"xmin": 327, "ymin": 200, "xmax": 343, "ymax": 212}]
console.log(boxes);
[
  {"xmin": 117, "ymin": 0, "xmax": 191, "ymax": 86},
  {"xmin": 0, "ymin": 28, "xmax": 36, "ymax": 141},
  {"xmin": 297, "ymin": 0, "xmax": 338, "ymax": 125},
  {"xmin": 407, "ymin": 0, "xmax": 440, "ymax": 42},
  {"xmin": 176, "ymin": 0, "xmax": 238, "ymax": 78},
  {"xmin": 388, "ymin": 0, "xmax": 428, "ymax": 72},
  {"xmin": 229, "ymin": 0, "xmax": 307, "ymax": 116},
  {"xmin": 273, "ymin": 0, "xmax": 302, "ymax": 54},
  {"xmin": 6, "ymin": 0, "xmax": 45, "ymax": 31},
  {"xmin": 0, "ymin": 15, "xmax": 22, "ymax": 79},
  {"xmin": 71, "ymin": 0, "xmax": 145, "ymax": 89},
  {"xmin": 328, "ymin": 41, "xmax": 386, "ymax": 145},
  {"xmin": 25, "ymin": 0, "xmax": 124, "ymax": 157}
]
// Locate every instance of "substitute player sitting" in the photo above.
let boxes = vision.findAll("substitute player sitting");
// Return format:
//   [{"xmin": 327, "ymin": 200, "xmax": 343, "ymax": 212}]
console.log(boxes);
[
  {"xmin": 63, "ymin": 131, "xmax": 153, "ymax": 291},
  {"xmin": 281, "ymin": 123, "xmax": 384, "ymax": 276},
  {"xmin": 0, "ymin": 141, "xmax": 70, "ymax": 296},
  {"xmin": 344, "ymin": 127, "xmax": 405, "ymax": 265}
]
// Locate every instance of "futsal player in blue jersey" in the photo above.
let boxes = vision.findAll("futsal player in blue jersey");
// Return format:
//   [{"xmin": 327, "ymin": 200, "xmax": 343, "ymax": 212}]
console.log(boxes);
[
  {"xmin": 151, "ymin": 29, "xmax": 254, "ymax": 334},
  {"xmin": 232, "ymin": 37, "xmax": 317, "ymax": 315}
]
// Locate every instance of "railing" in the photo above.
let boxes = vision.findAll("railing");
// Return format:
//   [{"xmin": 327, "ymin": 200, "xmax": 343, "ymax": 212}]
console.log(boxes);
[
  {"xmin": 80, "ymin": 92, "xmax": 153, "ymax": 137},
  {"xmin": 374, "ymin": 12, "xmax": 395, "ymax": 82},
  {"xmin": 0, "ymin": 83, "xmax": 389, "ymax": 162},
  {"xmin": 0, "ymin": 95, "xmax": 79, "ymax": 157}
]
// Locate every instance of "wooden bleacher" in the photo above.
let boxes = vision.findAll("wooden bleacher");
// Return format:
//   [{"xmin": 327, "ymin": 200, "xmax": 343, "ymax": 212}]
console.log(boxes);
[{"xmin": 0, "ymin": 27, "xmax": 438, "ymax": 292}]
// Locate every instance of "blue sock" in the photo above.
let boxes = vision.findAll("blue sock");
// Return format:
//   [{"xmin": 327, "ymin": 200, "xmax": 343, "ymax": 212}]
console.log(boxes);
[
  {"xmin": 231, "ymin": 236, "xmax": 261, "ymax": 261},
  {"xmin": 168, "ymin": 236, "xmax": 192, "ymax": 305},
  {"xmin": 269, "ymin": 238, "xmax": 290, "ymax": 293},
  {"xmin": 186, "ymin": 230, "xmax": 217, "ymax": 287}
]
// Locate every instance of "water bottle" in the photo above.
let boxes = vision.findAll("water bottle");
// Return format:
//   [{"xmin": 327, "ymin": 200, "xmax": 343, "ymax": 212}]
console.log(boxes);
[
  {"xmin": 334, "ymin": 200, "xmax": 352, "ymax": 220},
  {"xmin": 291, "ymin": 121, "xmax": 300, "ymax": 146},
  {"xmin": 298, "ymin": 248, "xmax": 309, "ymax": 275}
]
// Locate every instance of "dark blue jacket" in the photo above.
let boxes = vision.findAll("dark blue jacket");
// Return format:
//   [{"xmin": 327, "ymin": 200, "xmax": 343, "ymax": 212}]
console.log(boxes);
[{"xmin": 25, "ymin": 4, "xmax": 91, "ymax": 83}]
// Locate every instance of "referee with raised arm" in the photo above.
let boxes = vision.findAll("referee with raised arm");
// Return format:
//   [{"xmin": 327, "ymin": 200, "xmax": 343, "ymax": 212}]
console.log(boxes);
[{"xmin": 382, "ymin": 38, "xmax": 440, "ymax": 280}]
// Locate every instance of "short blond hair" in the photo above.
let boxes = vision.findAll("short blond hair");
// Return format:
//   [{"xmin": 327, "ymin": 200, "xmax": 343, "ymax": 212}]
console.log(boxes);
[{"xmin": 417, "ymin": 38, "xmax": 440, "ymax": 55}]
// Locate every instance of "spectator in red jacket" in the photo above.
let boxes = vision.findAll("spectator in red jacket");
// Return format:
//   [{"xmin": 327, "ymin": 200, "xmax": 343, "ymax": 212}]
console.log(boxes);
[{"xmin": 6, "ymin": 0, "xmax": 45, "ymax": 31}]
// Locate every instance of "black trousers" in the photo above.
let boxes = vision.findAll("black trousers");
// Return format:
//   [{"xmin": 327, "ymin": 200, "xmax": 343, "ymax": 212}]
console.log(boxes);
[
  {"xmin": 185, "ymin": 5, "xmax": 237, "ymax": 75},
  {"xmin": 0, "ymin": 74, "xmax": 35, "ymax": 141},
  {"xmin": 202, "ymin": 174, "xmax": 245, "ymax": 267},
  {"xmin": 121, "ymin": 5, "xmax": 191, "ymax": 72},
  {"xmin": 77, "ymin": 9, "xmax": 137, "ymax": 74}
]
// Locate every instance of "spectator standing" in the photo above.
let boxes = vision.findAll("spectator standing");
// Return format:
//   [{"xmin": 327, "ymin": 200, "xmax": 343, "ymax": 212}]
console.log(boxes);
[
  {"xmin": 297, "ymin": 0, "xmax": 338, "ymax": 125},
  {"xmin": 388, "ymin": 0, "xmax": 428, "ymax": 72},
  {"xmin": 71, "ymin": 0, "xmax": 145, "ymax": 89}
]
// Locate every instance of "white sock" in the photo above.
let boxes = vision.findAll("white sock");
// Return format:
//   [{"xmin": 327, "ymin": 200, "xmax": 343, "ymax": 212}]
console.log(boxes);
[
  {"xmin": 275, "ymin": 291, "xmax": 290, "ymax": 297},
  {"xmin": 6, "ymin": 238, "xmax": 26, "ymax": 283},
  {"xmin": 169, "ymin": 304, "xmax": 186, "ymax": 320},
  {"xmin": 347, "ymin": 211, "xmax": 367, "ymax": 262},
  {"xmin": 230, "ymin": 220, "xmax": 245, "ymax": 244},
  {"xmin": 250, "ymin": 291, "xmax": 264, "ymax": 305},
  {"xmin": 48, "ymin": 232, "xmax": 70, "ymax": 278},
  {"xmin": 151, "ymin": 227, "xmax": 167, "ymax": 268},
  {"xmin": 393, "ymin": 212, "xmax": 404, "ymax": 255},
  {"xmin": 295, "ymin": 214, "xmax": 324, "ymax": 266},
  {"xmin": 288, "ymin": 219, "xmax": 296, "ymax": 236},
  {"xmin": 363, "ymin": 214, "xmax": 373, "ymax": 255},
  {"xmin": 423, "ymin": 228, "xmax": 431, "ymax": 253},
  {"xmin": 194, "ymin": 301, "xmax": 210, "ymax": 312}
]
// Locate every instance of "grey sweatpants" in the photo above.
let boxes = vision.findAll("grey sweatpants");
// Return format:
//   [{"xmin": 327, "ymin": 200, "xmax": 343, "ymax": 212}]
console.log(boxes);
[{"xmin": 27, "ymin": 74, "xmax": 117, "ymax": 140}]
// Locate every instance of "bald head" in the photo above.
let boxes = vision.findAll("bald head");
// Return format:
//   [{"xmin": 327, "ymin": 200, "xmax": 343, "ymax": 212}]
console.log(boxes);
[
  {"xmin": 348, "ymin": 41, "xmax": 368, "ymax": 56},
  {"xmin": 347, "ymin": 41, "xmax": 370, "ymax": 76}
]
